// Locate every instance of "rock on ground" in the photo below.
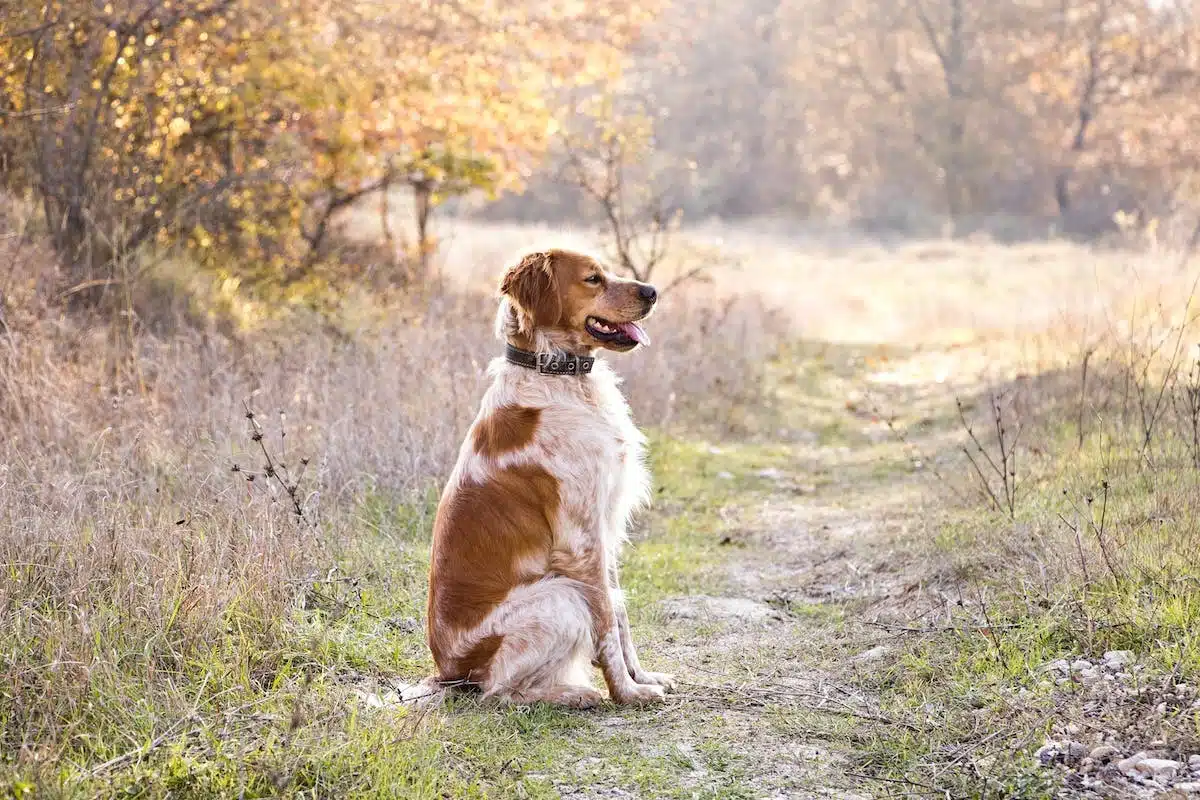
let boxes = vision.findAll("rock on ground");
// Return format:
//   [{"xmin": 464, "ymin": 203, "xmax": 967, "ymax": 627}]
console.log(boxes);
[{"xmin": 660, "ymin": 595, "xmax": 784, "ymax": 624}]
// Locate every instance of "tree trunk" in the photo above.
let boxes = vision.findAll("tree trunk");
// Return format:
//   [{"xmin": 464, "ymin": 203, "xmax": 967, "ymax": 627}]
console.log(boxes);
[
  {"xmin": 1055, "ymin": 172, "xmax": 1072, "ymax": 215},
  {"xmin": 413, "ymin": 181, "xmax": 433, "ymax": 283}
]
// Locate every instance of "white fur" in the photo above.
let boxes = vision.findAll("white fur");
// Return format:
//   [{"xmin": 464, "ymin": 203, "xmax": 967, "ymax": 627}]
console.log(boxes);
[{"xmin": 437, "ymin": 349, "xmax": 671, "ymax": 704}]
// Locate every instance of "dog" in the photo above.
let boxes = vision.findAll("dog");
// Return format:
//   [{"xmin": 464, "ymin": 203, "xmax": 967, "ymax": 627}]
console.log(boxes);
[{"xmin": 424, "ymin": 247, "xmax": 675, "ymax": 708}]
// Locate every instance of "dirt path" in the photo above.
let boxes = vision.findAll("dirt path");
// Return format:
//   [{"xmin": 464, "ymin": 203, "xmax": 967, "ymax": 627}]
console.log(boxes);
[{"xmin": 555, "ymin": 354, "xmax": 950, "ymax": 799}]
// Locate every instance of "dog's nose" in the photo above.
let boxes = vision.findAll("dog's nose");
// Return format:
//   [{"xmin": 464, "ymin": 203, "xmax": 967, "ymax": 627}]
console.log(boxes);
[{"xmin": 639, "ymin": 284, "xmax": 658, "ymax": 304}]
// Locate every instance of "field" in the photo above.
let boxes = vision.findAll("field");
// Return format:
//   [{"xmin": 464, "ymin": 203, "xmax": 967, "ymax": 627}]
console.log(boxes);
[{"xmin": 4, "ymin": 216, "xmax": 1200, "ymax": 799}]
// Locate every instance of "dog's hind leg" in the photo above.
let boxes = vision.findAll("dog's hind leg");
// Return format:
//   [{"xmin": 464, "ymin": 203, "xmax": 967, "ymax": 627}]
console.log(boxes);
[{"xmin": 472, "ymin": 577, "xmax": 603, "ymax": 709}]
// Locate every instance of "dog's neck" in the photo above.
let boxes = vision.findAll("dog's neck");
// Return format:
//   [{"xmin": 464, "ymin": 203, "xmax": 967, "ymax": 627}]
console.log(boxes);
[
  {"xmin": 505, "ymin": 335, "xmax": 596, "ymax": 376},
  {"xmin": 497, "ymin": 300, "xmax": 597, "ymax": 375},
  {"xmin": 506, "ymin": 331, "xmax": 594, "ymax": 358}
]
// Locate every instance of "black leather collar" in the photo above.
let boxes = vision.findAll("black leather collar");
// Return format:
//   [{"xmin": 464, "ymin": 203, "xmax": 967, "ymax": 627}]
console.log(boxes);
[{"xmin": 505, "ymin": 343, "xmax": 594, "ymax": 376}]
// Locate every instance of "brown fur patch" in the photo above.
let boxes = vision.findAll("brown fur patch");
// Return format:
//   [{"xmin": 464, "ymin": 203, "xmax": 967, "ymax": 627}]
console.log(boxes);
[
  {"xmin": 500, "ymin": 252, "xmax": 562, "ymax": 334},
  {"xmin": 472, "ymin": 405, "xmax": 541, "ymax": 458},
  {"xmin": 426, "ymin": 464, "xmax": 560, "ymax": 678},
  {"xmin": 547, "ymin": 549, "xmax": 612, "ymax": 644}
]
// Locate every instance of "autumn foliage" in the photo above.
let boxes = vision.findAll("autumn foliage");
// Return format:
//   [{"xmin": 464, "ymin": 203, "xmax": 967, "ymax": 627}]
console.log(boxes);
[
  {"xmin": 6, "ymin": 0, "xmax": 1200, "ymax": 309},
  {"xmin": 0, "ymin": 0, "xmax": 649, "ymax": 302}
]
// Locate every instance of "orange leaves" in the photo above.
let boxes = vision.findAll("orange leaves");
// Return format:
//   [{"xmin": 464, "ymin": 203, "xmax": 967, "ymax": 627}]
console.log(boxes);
[{"xmin": 2, "ymin": 0, "xmax": 653, "ymax": 287}]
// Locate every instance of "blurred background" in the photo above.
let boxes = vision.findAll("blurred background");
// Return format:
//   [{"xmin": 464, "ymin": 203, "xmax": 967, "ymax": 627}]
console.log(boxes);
[{"xmin": 5, "ymin": 0, "xmax": 1200, "ymax": 312}]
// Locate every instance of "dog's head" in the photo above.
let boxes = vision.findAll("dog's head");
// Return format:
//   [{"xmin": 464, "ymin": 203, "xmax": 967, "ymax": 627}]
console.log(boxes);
[{"xmin": 497, "ymin": 249, "xmax": 657, "ymax": 353}]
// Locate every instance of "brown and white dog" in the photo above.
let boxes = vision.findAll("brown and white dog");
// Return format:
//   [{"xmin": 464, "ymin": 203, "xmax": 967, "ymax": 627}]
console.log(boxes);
[{"xmin": 425, "ymin": 247, "xmax": 675, "ymax": 708}]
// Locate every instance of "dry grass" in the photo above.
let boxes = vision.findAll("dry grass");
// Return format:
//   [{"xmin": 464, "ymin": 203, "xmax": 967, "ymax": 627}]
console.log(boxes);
[
  {"xmin": 342, "ymin": 209, "xmax": 1195, "ymax": 346},
  {"xmin": 0, "ymin": 216, "xmax": 787, "ymax": 778}
]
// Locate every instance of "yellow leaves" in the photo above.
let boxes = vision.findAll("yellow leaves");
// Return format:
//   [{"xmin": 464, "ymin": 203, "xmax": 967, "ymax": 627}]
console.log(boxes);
[{"xmin": 2, "ymin": 0, "xmax": 650, "ymax": 292}]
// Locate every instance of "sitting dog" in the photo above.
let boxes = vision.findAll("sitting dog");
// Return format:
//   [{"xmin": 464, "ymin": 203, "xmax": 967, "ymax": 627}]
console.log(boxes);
[{"xmin": 425, "ymin": 248, "xmax": 675, "ymax": 707}]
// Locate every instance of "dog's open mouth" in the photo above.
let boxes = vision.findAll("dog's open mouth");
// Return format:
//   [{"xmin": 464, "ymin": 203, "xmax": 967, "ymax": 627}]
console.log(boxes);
[{"xmin": 586, "ymin": 316, "xmax": 650, "ymax": 347}]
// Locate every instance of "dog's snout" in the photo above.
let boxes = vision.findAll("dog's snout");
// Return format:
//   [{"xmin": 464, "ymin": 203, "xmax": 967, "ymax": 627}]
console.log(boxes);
[{"xmin": 638, "ymin": 284, "xmax": 658, "ymax": 305}]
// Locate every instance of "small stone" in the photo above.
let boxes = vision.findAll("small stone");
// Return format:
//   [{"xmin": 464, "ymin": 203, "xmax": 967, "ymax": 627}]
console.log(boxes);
[
  {"xmin": 716, "ymin": 471, "xmax": 734, "ymax": 480},
  {"xmin": 1118, "ymin": 752, "xmax": 1149, "ymax": 776},
  {"xmin": 1104, "ymin": 650, "xmax": 1135, "ymax": 667},
  {"xmin": 1079, "ymin": 757, "xmax": 1096, "ymax": 774},
  {"xmin": 1175, "ymin": 782, "xmax": 1200, "ymax": 794},
  {"xmin": 1090, "ymin": 745, "xmax": 1121, "ymax": 763},
  {"xmin": 1079, "ymin": 668, "xmax": 1101, "ymax": 683},
  {"xmin": 1072, "ymin": 659, "xmax": 1093, "ymax": 672},
  {"xmin": 1065, "ymin": 724, "xmax": 1081, "ymax": 736},
  {"xmin": 1035, "ymin": 744, "xmax": 1060, "ymax": 765},
  {"xmin": 1045, "ymin": 659, "xmax": 1071, "ymax": 674},
  {"xmin": 756, "ymin": 468, "xmax": 785, "ymax": 480},
  {"xmin": 660, "ymin": 595, "xmax": 784, "ymax": 624},
  {"xmin": 1064, "ymin": 742, "xmax": 1089, "ymax": 764},
  {"xmin": 853, "ymin": 645, "xmax": 893, "ymax": 664},
  {"xmin": 1135, "ymin": 759, "xmax": 1182, "ymax": 780}
]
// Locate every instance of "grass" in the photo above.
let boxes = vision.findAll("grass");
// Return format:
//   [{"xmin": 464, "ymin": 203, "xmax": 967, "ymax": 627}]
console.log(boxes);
[
  {"xmin": 9, "ymin": 211, "xmax": 1200, "ymax": 798},
  {"xmin": 0, "ymin": 385, "xmax": 792, "ymax": 798},
  {"xmin": 790, "ymin": 314, "xmax": 1200, "ymax": 796}
]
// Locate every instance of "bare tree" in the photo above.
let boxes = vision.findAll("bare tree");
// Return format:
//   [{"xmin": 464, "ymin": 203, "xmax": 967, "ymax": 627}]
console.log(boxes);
[{"xmin": 558, "ymin": 100, "xmax": 678, "ymax": 284}]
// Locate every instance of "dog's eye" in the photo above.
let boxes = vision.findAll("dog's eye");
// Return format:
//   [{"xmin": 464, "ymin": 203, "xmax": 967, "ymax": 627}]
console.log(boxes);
[{"xmin": 583, "ymin": 274, "xmax": 603, "ymax": 285}]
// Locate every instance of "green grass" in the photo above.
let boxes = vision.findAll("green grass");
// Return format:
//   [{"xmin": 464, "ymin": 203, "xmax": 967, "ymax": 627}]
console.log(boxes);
[
  {"xmin": 2, "ymin": 431, "xmax": 790, "ymax": 799},
  {"xmin": 622, "ymin": 435, "xmax": 792, "ymax": 605}
]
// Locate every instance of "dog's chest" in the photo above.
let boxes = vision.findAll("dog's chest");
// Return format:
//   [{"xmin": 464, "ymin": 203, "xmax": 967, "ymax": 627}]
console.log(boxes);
[{"xmin": 587, "ymin": 394, "xmax": 647, "ymax": 515}]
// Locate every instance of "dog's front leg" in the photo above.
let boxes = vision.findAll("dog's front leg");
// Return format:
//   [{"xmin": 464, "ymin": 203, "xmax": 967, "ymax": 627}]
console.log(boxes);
[
  {"xmin": 612, "ymin": 586, "xmax": 676, "ymax": 691},
  {"xmin": 567, "ymin": 549, "xmax": 664, "ymax": 706},
  {"xmin": 594, "ymin": 613, "xmax": 665, "ymax": 706}
]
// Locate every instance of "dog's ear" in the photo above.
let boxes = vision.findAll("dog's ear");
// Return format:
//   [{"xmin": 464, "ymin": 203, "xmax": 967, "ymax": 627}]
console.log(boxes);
[{"xmin": 499, "ymin": 251, "xmax": 562, "ymax": 335}]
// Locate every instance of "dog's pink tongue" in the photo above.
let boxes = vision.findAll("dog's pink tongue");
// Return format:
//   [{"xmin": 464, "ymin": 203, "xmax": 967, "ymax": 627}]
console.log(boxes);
[{"xmin": 616, "ymin": 322, "xmax": 650, "ymax": 346}]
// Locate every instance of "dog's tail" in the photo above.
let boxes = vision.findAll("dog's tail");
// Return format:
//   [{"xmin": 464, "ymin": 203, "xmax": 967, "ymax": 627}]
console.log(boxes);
[
  {"xmin": 399, "ymin": 675, "xmax": 448, "ymax": 708},
  {"xmin": 353, "ymin": 675, "xmax": 470, "ymax": 713}
]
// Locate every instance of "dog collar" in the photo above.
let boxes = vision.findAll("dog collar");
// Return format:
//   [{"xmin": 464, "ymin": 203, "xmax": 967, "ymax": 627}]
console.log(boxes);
[{"xmin": 505, "ymin": 343, "xmax": 595, "ymax": 376}]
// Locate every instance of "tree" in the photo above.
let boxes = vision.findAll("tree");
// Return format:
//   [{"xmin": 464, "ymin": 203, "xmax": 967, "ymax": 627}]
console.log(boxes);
[
  {"xmin": 1021, "ymin": 0, "xmax": 1200, "ymax": 220},
  {"xmin": 0, "ymin": 0, "xmax": 655, "ymax": 305},
  {"xmin": 558, "ymin": 94, "xmax": 675, "ymax": 283}
]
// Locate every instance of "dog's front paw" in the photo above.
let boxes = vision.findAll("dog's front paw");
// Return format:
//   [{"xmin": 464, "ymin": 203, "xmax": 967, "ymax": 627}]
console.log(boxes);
[
  {"xmin": 634, "ymin": 671, "xmax": 676, "ymax": 692},
  {"xmin": 613, "ymin": 683, "xmax": 666, "ymax": 706}
]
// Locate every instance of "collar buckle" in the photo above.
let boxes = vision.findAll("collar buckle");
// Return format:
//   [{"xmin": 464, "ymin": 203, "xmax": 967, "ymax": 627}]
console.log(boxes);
[{"xmin": 537, "ymin": 351, "xmax": 594, "ymax": 376}]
